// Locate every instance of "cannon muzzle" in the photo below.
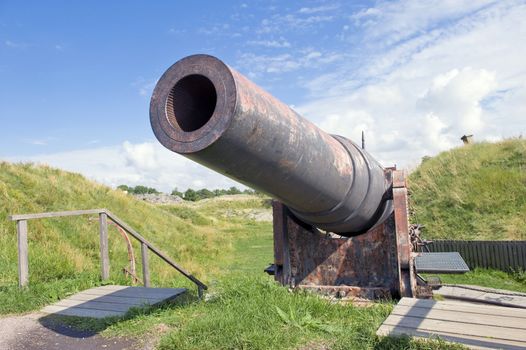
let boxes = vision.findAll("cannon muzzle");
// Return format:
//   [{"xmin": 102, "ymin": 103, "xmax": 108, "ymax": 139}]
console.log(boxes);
[{"xmin": 150, "ymin": 54, "xmax": 392, "ymax": 235}]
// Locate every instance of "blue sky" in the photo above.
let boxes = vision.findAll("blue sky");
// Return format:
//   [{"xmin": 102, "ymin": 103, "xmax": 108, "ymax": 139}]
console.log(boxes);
[{"xmin": 1, "ymin": 1, "xmax": 525, "ymax": 192}]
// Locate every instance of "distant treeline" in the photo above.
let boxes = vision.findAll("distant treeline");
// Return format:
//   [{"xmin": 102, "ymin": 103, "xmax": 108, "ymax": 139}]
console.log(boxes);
[
  {"xmin": 117, "ymin": 184, "xmax": 259, "ymax": 201},
  {"xmin": 117, "ymin": 185, "xmax": 159, "ymax": 194}
]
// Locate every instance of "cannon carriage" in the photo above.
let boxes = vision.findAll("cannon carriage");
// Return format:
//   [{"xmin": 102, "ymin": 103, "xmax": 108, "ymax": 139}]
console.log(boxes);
[{"xmin": 149, "ymin": 54, "xmax": 424, "ymax": 299}]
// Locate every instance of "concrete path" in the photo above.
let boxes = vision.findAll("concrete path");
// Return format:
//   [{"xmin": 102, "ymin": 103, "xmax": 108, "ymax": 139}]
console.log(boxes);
[{"xmin": 0, "ymin": 313, "xmax": 142, "ymax": 350}]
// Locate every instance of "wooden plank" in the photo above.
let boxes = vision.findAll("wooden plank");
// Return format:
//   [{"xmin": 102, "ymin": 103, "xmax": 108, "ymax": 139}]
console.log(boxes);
[
  {"xmin": 67, "ymin": 293, "xmax": 161, "ymax": 305},
  {"xmin": 505, "ymin": 242, "xmax": 513, "ymax": 270},
  {"xmin": 519, "ymin": 241, "xmax": 526, "ymax": 269},
  {"xmin": 491, "ymin": 243, "xmax": 498, "ymax": 270},
  {"xmin": 141, "ymin": 242, "xmax": 150, "ymax": 288},
  {"xmin": 41, "ymin": 286, "xmax": 187, "ymax": 319},
  {"xmin": 465, "ymin": 241, "xmax": 473, "ymax": 268},
  {"xmin": 436, "ymin": 286, "xmax": 526, "ymax": 309},
  {"xmin": 479, "ymin": 243, "xmax": 492, "ymax": 269},
  {"xmin": 99, "ymin": 213, "xmax": 110, "ymax": 280},
  {"xmin": 9, "ymin": 209, "xmax": 105, "ymax": 221},
  {"xmin": 512, "ymin": 244, "xmax": 519, "ymax": 270},
  {"xmin": 474, "ymin": 241, "xmax": 482, "ymax": 269},
  {"xmin": 17, "ymin": 220, "xmax": 29, "ymax": 287},
  {"xmin": 97, "ymin": 285, "xmax": 183, "ymax": 293},
  {"xmin": 398, "ymin": 298, "xmax": 526, "ymax": 318},
  {"xmin": 104, "ymin": 211, "xmax": 207, "ymax": 290},
  {"xmin": 52, "ymin": 299, "xmax": 142, "ymax": 312},
  {"xmin": 378, "ymin": 324, "xmax": 526, "ymax": 350},
  {"xmin": 80, "ymin": 286, "xmax": 186, "ymax": 299},
  {"xmin": 41, "ymin": 305, "xmax": 124, "ymax": 318},
  {"xmin": 382, "ymin": 314, "xmax": 526, "ymax": 342},
  {"xmin": 391, "ymin": 304, "xmax": 526, "ymax": 329},
  {"xmin": 495, "ymin": 242, "xmax": 506, "ymax": 270}
]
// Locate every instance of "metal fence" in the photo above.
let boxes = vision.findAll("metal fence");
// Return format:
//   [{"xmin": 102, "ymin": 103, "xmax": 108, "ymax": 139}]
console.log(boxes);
[{"xmin": 427, "ymin": 240, "xmax": 526, "ymax": 272}]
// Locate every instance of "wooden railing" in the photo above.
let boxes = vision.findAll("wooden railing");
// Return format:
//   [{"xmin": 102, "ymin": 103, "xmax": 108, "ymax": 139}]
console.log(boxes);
[{"xmin": 9, "ymin": 209, "xmax": 207, "ymax": 297}]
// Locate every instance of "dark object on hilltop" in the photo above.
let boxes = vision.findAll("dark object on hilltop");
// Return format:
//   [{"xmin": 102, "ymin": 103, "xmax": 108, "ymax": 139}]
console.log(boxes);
[{"xmin": 461, "ymin": 134, "xmax": 473, "ymax": 144}]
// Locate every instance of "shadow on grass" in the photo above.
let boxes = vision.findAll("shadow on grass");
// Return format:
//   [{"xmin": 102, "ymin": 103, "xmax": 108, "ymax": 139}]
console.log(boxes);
[
  {"xmin": 374, "ymin": 335, "xmax": 413, "ymax": 349},
  {"xmin": 37, "ymin": 291, "xmax": 198, "ymax": 338}
]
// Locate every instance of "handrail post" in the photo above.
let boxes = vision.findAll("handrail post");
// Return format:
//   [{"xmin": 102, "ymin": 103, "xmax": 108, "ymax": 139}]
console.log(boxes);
[
  {"xmin": 99, "ymin": 212, "xmax": 110, "ymax": 280},
  {"xmin": 16, "ymin": 220, "xmax": 29, "ymax": 287},
  {"xmin": 141, "ymin": 242, "xmax": 150, "ymax": 287}
]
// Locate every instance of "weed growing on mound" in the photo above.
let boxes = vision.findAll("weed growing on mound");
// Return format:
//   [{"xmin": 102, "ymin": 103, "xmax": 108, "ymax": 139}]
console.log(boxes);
[
  {"xmin": 409, "ymin": 139, "xmax": 526, "ymax": 240},
  {"xmin": 107, "ymin": 275, "xmax": 457, "ymax": 350},
  {"xmin": 0, "ymin": 161, "xmax": 271, "ymax": 314}
]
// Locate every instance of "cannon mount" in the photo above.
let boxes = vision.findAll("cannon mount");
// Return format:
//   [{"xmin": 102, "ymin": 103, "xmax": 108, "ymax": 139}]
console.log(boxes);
[{"xmin": 271, "ymin": 169, "xmax": 419, "ymax": 299}]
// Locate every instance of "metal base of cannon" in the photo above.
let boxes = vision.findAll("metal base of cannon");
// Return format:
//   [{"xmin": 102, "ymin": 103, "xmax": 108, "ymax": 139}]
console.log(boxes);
[{"xmin": 271, "ymin": 170, "xmax": 417, "ymax": 300}]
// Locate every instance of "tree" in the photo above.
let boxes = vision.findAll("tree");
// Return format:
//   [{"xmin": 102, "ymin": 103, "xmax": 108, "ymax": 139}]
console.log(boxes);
[
  {"xmin": 132, "ymin": 185, "xmax": 159, "ymax": 194},
  {"xmin": 227, "ymin": 186, "xmax": 242, "ymax": 195},
  {"xmin": 171, "ymin": 187, "xmax": 184, "ymax": 197},
  {"xmin": 117, "ymin": 184, "xmax": 130, "ymax": 192},
  {"xmin": 196, "ymin": 188, "xmax": 214, "ymax": 199},
  {"xmin": 118, "ymin": 184, "xmax": 159, "ymax": 194},
  {"xmin": 243, "ymin": 188, "xmax": 255, "ymax": 195},
  {"xmin": 184, "ymin": 188, "xmax": 198, "ymax": 201}
]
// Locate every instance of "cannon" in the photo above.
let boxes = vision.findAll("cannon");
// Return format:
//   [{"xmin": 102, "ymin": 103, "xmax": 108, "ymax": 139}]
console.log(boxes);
[{"xmin": 150, "ymin": 54, "xmax": 419, "ymax": 299}]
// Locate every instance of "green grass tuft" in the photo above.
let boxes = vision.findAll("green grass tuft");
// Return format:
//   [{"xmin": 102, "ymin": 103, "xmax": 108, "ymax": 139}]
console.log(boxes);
[
  {"xmin": 1, "ymin": 140, "xmax": 525, "ymax": 349},
  {"xmin": 409, "ymin": 138, "xmax": 526, "ymax": 240}
]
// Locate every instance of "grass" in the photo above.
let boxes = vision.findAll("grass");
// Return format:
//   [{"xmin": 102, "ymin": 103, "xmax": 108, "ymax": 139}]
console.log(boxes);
[
  {"xmin": 409, "ymin": 138, "xmax": 526, "ymax": 240},
  {"xmin": 1, "ymin": 145, "xmax": 525, "ymax": 349},
  {"xmin": 0, "ymin": 161, "xmax": 270, "ymax": 314},
  {"xmin": 429, "ymin": 268, "xmax": 526, "ymax": 293}
]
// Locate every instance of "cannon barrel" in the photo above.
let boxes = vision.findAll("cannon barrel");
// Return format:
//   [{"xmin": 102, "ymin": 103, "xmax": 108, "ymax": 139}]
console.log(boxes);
[{"xmin": 150, "ymin": 54, "xmax": 392, "ymax": 235}]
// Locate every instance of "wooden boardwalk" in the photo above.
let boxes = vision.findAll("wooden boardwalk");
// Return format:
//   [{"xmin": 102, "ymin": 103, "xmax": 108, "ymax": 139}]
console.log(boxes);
[
  {"xmin": 41, "ymin": 285, "xmax": 186, "ymax": 318},
  {"xmin": 377, "ymin": 297, "xmax": 526, "ymax": 349}
]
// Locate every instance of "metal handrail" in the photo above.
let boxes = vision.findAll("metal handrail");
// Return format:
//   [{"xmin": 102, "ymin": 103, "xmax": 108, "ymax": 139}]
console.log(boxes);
[{"xmin": 9, "ymin": 209, "xmax": 207, "ymax": 297}]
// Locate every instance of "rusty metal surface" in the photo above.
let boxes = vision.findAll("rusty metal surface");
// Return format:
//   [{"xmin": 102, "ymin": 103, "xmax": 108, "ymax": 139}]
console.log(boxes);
[
  {"xmin": 273, "ymin": 201, "xmax": 401, "ymax": 297},
  {"xmin": 392, "ymin": 170, "xmax": 416, "ymax": 297},
  {"xmin": 150, "ymin": 54, "xmax": 392, "ymax": 235},
  {"xmin": 299, "ymin": 285, "xmax": 391, "ymax": 300}
]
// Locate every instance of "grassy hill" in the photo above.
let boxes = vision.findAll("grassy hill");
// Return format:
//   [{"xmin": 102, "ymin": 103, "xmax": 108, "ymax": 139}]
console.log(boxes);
[
  {"xmin": 1, "ymin": 149, "xmax": 525, "ymax": 349},
  {"xmin": 409, "ymin": 138, "xmax": 526, "ymax": 240},
  {"xmin": 0, "ymin": 162, "xmax": 403, "ymax": 349},
  {"xmin": 0, "ymin": 161, "xmax": 273, "ymax": 314}
]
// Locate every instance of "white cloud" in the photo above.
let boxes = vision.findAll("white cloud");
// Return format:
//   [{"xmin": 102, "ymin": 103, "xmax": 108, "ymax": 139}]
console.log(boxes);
[
  {"xmin": 131, "ymin": 77, "xmax": 157, "ymax": 96},
  {"xmin": 5, "ymin": 40, "xmax": 28, "ymax": 49},
  {"xmin": 417, "ymin": 68, "xmax": 496, "ymax": 133},
  {"xmin": 21, "ymin": 137, "xmax": 57, "ymax": 146},
  {"xmin": 351, "ymin": 0, "xmax": 495, "ymax": 47},
  {"xmin": 3, "ymin": 142, "xmax": 242, "ymax": 193},
  {"xmin": 238, "ymin": 49, "xmax": 344, "ymax": 77},
  {"xmin": 247, "ymin": 38, "xmax": 291, "ymax": 48},
  {"xmin": 296, "ymin": 0, "xmax": 526, "ymax": 167},
  {"xmin": 4, "ymin": 1, "xmax": 525, "ymax": 192},
  {"xmin": 257, "ymin": 11, "xmax": 336, "ymax": 34},
  {"xmin": 299, "ymin": 5, "xmax": 339, "ymax": 14}
]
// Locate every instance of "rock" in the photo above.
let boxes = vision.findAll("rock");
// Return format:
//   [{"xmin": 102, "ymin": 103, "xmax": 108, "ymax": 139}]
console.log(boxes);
[{"xmin": 133, "ymin": 193, "xmax": 183, "ymax": 205}]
